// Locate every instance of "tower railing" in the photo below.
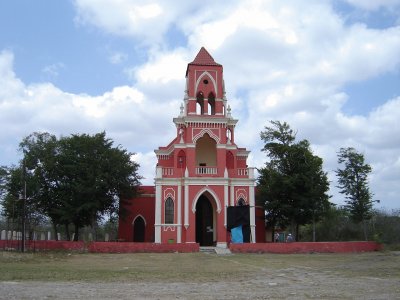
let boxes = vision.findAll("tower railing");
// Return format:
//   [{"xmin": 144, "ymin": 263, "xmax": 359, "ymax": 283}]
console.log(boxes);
[
  {"xmin": 195, "ymin": 166, "xmax": 218, "ymax": 175},
  {"xmin": 157, "ymin": 166, "xmax": 255, "ymax": 178},
  {"xmin": 237, "ymin": 168, "xmax": 249, "ymax": 176},
  {"xmin": 162, "ymin": 168, "xmax": 174, "ymax": 176}
]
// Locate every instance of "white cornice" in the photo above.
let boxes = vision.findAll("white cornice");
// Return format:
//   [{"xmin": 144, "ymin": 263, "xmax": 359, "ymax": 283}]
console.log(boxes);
[
  {"xmin": 173, "ymin": 116, "xmax": 238, "ymax": 125},
  {"xmin": 155, "ymin": 177, "xmax": 255, "ymax": 185}
]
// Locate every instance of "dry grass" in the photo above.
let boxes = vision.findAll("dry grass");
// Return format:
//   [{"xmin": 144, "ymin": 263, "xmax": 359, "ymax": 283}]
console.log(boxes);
[{"xmin": 1, "ymin": 250, "xmax": 399, "ymax": 282}]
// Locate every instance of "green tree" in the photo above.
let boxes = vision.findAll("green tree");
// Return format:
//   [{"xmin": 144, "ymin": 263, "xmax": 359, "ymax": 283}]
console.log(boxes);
[
  {"xmin": 258, "ymin": 121, "xmax": 330, "ymax": 241},
  {"xmin": 336, "ymin": 147, "xmax": 373, "ymax": 241},
  {"xmin": 0, "ymin": 164, "xmax": 47, "ymax": 238},
  {"xmin": 19, "ymin": 132, "xmax": 63, "ymax": 239},
  {"xmin": 1, "ymin": 132, "xmax": 141, "ymax": 241},
  {"xmin": 55, "ymin": 132, "xmax": 141, "ymax": 240}
]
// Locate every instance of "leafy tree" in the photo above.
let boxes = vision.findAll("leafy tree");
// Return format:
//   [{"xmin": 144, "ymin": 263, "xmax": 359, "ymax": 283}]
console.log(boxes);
[
  {"xmin": 19, "ymin": 132, "xmax": 63, "ymax": 238},
  {"xmin": 1, "ymin": 132, "xmax": 141, "ymax": 241},
  {"xmin": 54, "ymin": 132, "xmax": 141, "ymax": 240},
  {"xmin": 258, "ymin": 121, "xmax": 330, "ymax": 240},
  {"xmin": 0, "ymin": 164, "xmax": 47, "ymax": 237},
  {"xmin": 336, "ymin": 147, "xmax": 373, "ymax": 240}
]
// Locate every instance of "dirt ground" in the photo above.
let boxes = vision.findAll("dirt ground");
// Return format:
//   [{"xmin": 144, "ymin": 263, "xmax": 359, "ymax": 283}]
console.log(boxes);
[{"xmin": 1, "ymin": 251, "xmax": 399, "ymax": 299}]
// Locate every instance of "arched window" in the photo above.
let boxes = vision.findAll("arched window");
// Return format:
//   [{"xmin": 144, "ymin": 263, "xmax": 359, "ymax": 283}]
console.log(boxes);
[
  {"xmin": 165, "ymin": 197, "xmax": 174, "ymax": 224},
  {"xmin": 177, "ymin": 150, "xmax": 186, "ymax": 169},
  {"xmin": 133, "ymin": 216, "xmax": 145, "ymax": 242},
  {"xmin": 197, "ymin": 92, "xmax": 204, "ymax": 115},
  {"xmin": 237, "ymin": 198, "xmax": 246, "ymax": 206}
]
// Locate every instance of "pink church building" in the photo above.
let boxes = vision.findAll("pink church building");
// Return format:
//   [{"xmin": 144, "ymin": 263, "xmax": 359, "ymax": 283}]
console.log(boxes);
[{"xmin": 119, "ymin": 48, "xmax": 263, "ymax": 247}]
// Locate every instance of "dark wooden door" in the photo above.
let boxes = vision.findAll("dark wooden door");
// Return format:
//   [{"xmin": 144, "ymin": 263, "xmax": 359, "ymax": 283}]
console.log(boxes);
[
  {"xmin": 196, "ymin": 196, "xmax": 214, "ymax": 246},
  {"xmin": 133, "ymin": 217, "xmax": 145, "ymax": 242}
]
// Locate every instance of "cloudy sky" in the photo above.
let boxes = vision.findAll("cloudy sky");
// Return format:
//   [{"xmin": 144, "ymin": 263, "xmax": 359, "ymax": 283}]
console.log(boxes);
[{"xmin": 1, "ymin": 0, "xmax": 399, "ymax": 210}]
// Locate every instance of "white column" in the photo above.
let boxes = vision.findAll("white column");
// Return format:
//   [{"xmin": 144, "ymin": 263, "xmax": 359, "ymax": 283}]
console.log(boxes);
[
  {"xmin": 155, "ymin": 182, "xmax": 162, "ymax": 243},
  {"xmin": 230, "ymin": 184, "xmax": 235, "ymax": 206},
  {"xmin": 184, "ymin": 182, "xmax": 189, "ymax": 228},
  {"xmin": 249, "ymin": 184, "xmax": 256, "ymax": 243},
  {"xmin": 177, "ymin": 181, "xmax": 182, "ymax": 243},
  {"xmin": 224, "ymin": 183, "xmax": 228, "ymax": 227}
]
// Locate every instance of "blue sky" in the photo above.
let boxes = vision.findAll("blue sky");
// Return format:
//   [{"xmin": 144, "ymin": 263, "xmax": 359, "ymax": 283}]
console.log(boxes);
[{"xmin": 0, "ymin": 0, "xmax": 399, "ymax": 209}]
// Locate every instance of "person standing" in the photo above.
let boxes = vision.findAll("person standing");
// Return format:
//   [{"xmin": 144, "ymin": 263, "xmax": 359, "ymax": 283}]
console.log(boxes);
[
  {"xmin": 274, "ymin": 232, "xmax": 280, "ymax": 243},
  {"xmin": 286, "ymin": 233, "xmax": 294, "ymax": 242}
]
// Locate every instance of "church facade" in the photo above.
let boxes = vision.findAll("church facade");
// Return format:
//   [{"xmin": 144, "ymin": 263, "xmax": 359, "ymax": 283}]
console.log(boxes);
[{"xmin": 119, "ymin": 48, "xmax": 263, "ymax": 246}]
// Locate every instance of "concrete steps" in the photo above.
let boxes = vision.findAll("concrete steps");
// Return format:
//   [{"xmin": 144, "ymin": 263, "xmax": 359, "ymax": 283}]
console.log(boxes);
[{"xmin": 199, "ymin": 246, "xmax": 232, "ymax": 255}]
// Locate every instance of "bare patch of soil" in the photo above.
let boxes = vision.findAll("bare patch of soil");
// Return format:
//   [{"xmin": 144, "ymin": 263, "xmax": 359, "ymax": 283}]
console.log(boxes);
[{"xmin": 1, "ymin": 251, "xmax": 399, "ymax": 299}]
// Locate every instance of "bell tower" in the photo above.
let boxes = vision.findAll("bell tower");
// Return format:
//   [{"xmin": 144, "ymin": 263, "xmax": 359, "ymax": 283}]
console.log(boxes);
[
  {"xmin": 154, "ymin": 47, "xmax": 256, "ymax": 247},
  {"xmin": 184, "ymin": 47, "xmax": 226, "ymax": 117}
]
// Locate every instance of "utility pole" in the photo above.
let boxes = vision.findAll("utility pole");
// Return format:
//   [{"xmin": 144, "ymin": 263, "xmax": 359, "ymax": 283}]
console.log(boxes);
[{"xmin": 19, "ymin": 158, "xmax": 27, "ymax": 252}]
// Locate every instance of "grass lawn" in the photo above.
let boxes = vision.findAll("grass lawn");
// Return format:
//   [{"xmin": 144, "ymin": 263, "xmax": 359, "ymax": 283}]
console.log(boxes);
[{"xmin": 1, "ymin": 250, "xmax": 399, "ymax": 282}]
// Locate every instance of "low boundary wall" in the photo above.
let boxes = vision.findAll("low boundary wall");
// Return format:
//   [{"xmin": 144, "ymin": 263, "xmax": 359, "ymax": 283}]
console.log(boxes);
[
  {"xmin": 0, "ymin": 240, "xmax": 199, "ymax": 253},
  {"xmin": 0, "ymin": 240, "xmax": 85, "ymax": 251},
  {"xmin": 0, "ymin": 240, "xmax": 381, "ymax": 253},
  {"xmin": 87, "ymin": 242, "xmax": 199, "ymax": 253},
  {"xmin": 229, "ymin": 241, "xmax": 383, "ymax": 254}
]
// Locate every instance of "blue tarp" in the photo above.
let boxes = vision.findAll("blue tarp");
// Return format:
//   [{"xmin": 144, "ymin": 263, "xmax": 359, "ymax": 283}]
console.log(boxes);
[{"xmin": 231, "ymin": 225, "xmax": 243, "ymax": 243}]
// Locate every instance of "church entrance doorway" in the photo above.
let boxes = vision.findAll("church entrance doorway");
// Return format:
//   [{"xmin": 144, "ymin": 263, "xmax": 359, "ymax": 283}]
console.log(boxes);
[
  {"xmin": 133, "ymin": 216, "xmax": 145, "ymax": 242},
  {"xmin": 195, "ymin": 195, "xmax": 214, "ymax": 246}
]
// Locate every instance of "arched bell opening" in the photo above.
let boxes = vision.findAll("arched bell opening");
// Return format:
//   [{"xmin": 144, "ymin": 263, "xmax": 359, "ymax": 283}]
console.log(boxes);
[
  {"xmin": 208, "ymin": 92, "xmax": 216, "ymax": 115},
  {"xmin": 196, "ymin": 92, "xmax": 204, "ymax": 115}
]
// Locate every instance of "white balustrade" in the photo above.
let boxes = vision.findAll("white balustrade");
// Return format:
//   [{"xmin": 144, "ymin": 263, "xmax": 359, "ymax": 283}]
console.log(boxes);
[{"xmin": 196, "ymin": 167, "xmax": 217, "ymax": 175}]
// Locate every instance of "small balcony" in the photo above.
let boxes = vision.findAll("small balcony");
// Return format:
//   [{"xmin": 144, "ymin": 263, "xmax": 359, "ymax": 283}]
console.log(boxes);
[
  {"xmin": 162, "ymin": 168, "xmax": 174, "ymax": 176},
  {"xmin": 156, "ymin": 166, "xmax": 255, "ymax": 179},
  {"xmin": 237, "ymin": 168, "xmax": 249, "ymax": 176},
  {"xmin": 195, "ymin": 166, "xmax": 217, "ymax": 175}
]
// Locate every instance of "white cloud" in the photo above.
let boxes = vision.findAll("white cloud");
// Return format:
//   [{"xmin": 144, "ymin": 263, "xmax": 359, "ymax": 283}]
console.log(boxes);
[
  {"xmin": 0, "ymin": 50, "xmax": 178, "ymax": 180},
  {"xmin": 132, "ymin": 49, "xmax": 188, "ymax": 84},
  {"xmin": 1, "ymin": 0, "xmax": 400, "ymax": 209},
  {"xmin": 73, "ymin": 0, "xmax": 180, "ymax": 44},
  {"xmin": 132, "ymin": 151, "xmax": 157, "ymax": 183}
]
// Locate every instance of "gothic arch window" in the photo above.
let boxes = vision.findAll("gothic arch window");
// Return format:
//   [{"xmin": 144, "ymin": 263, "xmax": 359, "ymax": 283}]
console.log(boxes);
[
  {"xmin": 133, "ymin": 216, "xmax": 146, "ymax": 242},
  {"xmin": 197, "ymin": 92, "xmax": 204, "ymax": 115},
  {"xmin": 208, "ymin": 92, "xmax": 215, "ymax": 115},
  {"xmin": 237, "ymin": 198, "xmax": 246, "ymax": 206},
  {"xmin": 177, "ymin": 150, "xmax": 186, "ymax": 169},
  {"xmin": 165, "ymin": 197, "xmax": 174, "ymax": 224}
]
